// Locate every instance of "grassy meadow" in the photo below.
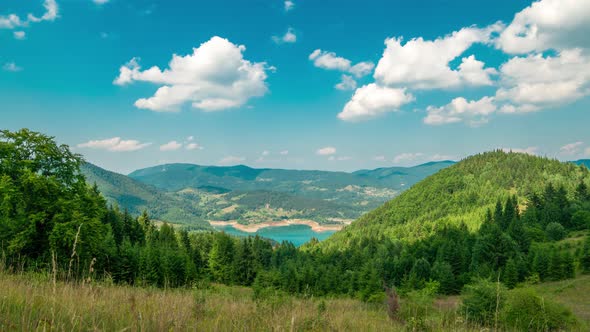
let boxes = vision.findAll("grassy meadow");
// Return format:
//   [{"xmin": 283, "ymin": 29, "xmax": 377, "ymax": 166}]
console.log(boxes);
[{"xmin": 1, "ymin": 271, "xmax": 589, "ymax": 331}]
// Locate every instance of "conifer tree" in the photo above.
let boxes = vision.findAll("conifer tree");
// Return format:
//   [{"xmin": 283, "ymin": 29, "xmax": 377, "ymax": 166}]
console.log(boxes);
[{"xmin": 502, "ymin": 258, "xmax": 518, "ymax": 289}]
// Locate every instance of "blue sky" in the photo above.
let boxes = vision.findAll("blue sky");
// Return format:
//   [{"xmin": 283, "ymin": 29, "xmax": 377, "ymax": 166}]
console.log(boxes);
[{"xmin": 2, "ymin": 0, "xmax": 590, "ymax": 174}]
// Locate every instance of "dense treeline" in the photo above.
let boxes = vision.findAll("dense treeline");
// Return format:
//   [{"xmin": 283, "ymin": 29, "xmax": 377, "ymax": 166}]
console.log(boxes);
[{"xmin": 2, "ymin": 129, "xmax": 590, "ymax": 305}]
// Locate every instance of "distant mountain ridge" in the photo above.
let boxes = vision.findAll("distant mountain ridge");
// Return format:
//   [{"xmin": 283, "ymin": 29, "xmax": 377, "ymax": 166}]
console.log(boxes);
[
  {"xmin": 84, "ymin": 161, "xmax": 455, "ymax": 228},
  {"xmin": 128, "ymin": 161, "xmax": 455, "ymax": 193}
]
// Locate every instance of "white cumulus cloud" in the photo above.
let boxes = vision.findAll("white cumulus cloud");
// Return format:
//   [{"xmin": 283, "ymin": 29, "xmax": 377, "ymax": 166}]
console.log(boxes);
[
  {"xmin": 373, "ymin": 24, "xmax": 502, "ymax": 89},
  {"xmin": 78, "ymin": 137, "xmax": 151, "ymax": 152},
  {"xmin": 496, "ymin": 0, "xmax": 590, "ymax": 54},
  {"xmin": 272, "ymin": 27, "xmax": 297, "ymax": 44},
  {"xmin": 160, "ymin": 141, "xmax": 182, "ymax": 151},
  {"xmin": 186, "ymin": 143, "xmax": 203, "ymax": 150},
  {"xmin": 0, "ymin": 0, "xmax": 58, "ymax": 31},
  {"xmin": 13, "ymin": 31, "xmax": 25, "ymax": 39},
  {"xmin": 114, "ymin": 36, "xmax": 272, "ymax": 112},
  {"xmin": 560, "ymin": 142, "xmax": 584, "ymax": 156},
  {"xmin": 496, "ymin": 49, "xmax": 590, "ymax": 109},
  {"xmin": 424, "ymin": 96, "xmax": 496, "ymax": 126},
  {"xmin": 338, "ymin": 84, "xmax": 414, "ymax": 122},
  {"xmin": 316, "ymin": 146, "xmax": 336, "ymax": 156},
  {"xmin": 284, "ymin": 0, "xmax": 295, "ymax": 12},
  {"xmin": 502, "ymin": 147, "xmax": 539, "ymax": 155},
  {"xmin": 335, "ymin": 75, "xmax": 357, "ymax": 91},
  {"xmin": 3, "ymin": 62, "xmax": 22, "ymax": 72},
  {"xmin": 309, "ymin": 49, "xmax": 374, "ymax": 78}
]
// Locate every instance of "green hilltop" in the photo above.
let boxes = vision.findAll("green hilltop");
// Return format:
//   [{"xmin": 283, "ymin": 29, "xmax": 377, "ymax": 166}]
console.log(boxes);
[{"xmin": 324, "ymin": 151, "xmax": 590, "ymax": 249}]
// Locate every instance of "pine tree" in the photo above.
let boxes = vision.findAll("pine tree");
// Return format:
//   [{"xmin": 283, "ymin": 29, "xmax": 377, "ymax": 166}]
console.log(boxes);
[
  {"xmin": 208, "ymin": 233, "xmax": 235, "ymax": 283},
  {"xmin": 502, "ymin": 196, "xmax": 516, "ymax": 230},
  {"xmin": 562, "ymin": 251, "xmax": 575, "ymax": 279},
  {"xmin": 508, "ymin": 218, "xmax": 529, "ymax": 252},
  {"xmin": 234, "ymin": 237, "xmax": 256, "ymax": 285},
  {"xmin": 548, "ymin": 249, "xmax": 564, "ymax": 281},
  {"xmin": 432, "ymin": 260, "xmax": 455, "ymax": 294},
  {"xmin": 502, "ymin": 258, "xmax": 518, "ymax": 289},
  {"xmin": 408, "ymin": 258, "xmax": 431, "ymax": 289},
  {"xmin": 493, "ymin": 200, "xmax": 504, "ymax": 225},
  {"xmin": 532, "ymin": 248, "xmax": 550, "ymax": 281}
]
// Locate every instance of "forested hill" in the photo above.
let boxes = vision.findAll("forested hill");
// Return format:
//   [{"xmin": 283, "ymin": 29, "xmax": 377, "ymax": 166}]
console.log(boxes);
[
  {"xmin": 323, "ymin": 151, "xmax": 590, "ymax": 249},
  {"xmin": 576, "ymin": 159, "xmax": 590, "ymax": 169},
  {"xmin": 81, "ymin": 163, "xmax": 212, "ymax": 230}
]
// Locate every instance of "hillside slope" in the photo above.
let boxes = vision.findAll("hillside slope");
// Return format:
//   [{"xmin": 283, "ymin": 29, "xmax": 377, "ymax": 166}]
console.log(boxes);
[
  {"xmin": 324, "ymin": 151, "xmax": 590, "ymax": 249},
  {"xmin": 81, "ymin": 163, "xmax": 212, "ymax": 230}
]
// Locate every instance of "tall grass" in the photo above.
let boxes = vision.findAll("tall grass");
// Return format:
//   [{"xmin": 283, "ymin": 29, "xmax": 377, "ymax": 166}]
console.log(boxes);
[
  {"xmin": 0, "ymin": 272, "xmax": 401, "ymax": 331},
  {"xmin": 1, "ymin": 271, "xmax": 587, "ymax": 331}
]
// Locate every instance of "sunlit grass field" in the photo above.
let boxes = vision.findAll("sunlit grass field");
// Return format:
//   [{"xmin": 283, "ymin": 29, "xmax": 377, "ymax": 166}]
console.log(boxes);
[{"xmin": 2, "ymin": 272, "xmax": 588, "ymax": 331}]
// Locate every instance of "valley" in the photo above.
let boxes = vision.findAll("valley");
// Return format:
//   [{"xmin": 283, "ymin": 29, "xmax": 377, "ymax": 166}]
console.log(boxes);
[{"xmin": 82, "ymin": 160, "xmax": 454, "ymax": 241}]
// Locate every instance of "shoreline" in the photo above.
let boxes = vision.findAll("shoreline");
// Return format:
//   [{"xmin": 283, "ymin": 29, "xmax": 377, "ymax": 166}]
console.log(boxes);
[{"xmin": 209, "ymin": 219, "xmax": 351, "ymax": 233}]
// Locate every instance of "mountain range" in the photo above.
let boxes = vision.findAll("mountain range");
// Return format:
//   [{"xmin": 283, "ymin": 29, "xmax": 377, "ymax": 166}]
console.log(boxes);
[{"xmin": 82, "ymin": 160, "xmax": 455, "ymax": 229}]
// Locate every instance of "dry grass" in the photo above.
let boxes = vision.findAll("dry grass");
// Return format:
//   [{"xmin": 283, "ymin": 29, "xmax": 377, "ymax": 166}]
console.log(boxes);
[
  {"xmin": 3, "ymin": 271, "xmax": 586, "ymax": 331},
  {"xmin": 0, "ymin": 273, "xmax": 402, "ymax": 331},
  {"xmin": 531, "ymin": 274, "xmax": 590, "ymax": 330}
]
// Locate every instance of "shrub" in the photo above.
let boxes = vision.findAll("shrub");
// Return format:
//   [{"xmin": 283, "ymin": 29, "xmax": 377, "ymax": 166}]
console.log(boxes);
[
  {"xmin": 501, "ymin": 288, "xmax": 577, "ymax": 331},
  {"xmin": 545, "ymin": 222, "xmax": 565, "ymax": 241},
  {"xmin": 401, "ymin": 286, "xmax": 435, "ymax": 324},
  {"xmin": 461, "ymin": 279, "xmax": 506, "ymax": 326}
]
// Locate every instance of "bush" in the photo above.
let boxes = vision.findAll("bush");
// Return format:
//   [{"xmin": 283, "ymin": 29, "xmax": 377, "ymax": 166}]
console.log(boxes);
[
  {"xmin": 401, "ymin": 286, "xmax": 436, "ymax": 323},
  {"xmin": 461, "ymin": 279, "xmax": 506, "ymax": 326},
  {"xmin": 545, "ymin": 222, "xmax": 565, "ymax": 241},
  {"xmin": 501, "ymin": 288, "xmax": 577, "ymax": 331}
]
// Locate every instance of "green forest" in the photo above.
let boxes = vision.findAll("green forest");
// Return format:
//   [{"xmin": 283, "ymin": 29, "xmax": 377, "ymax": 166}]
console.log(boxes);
[{"xmin": 2, "ymin": 129, "xmax": 590, "ymax": 331}]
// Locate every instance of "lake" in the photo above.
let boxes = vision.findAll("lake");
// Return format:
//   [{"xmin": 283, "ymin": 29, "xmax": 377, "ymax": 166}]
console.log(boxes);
[{"xmin": 212, "ymin": 224, "xmax": 336, "ymax": 246}]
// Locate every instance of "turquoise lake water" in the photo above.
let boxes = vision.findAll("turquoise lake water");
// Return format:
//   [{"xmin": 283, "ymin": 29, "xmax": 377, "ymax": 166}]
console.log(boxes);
[{"xmin": 212, "ymin": 224, "xmax": 336, "ymax": 247}]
